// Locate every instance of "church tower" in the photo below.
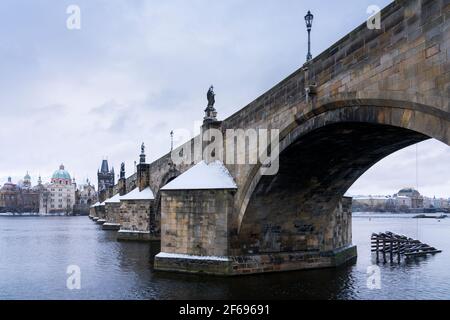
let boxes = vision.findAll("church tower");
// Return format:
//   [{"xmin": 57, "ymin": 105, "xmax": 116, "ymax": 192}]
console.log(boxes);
[
  {"xmin": 97, "ymin": 159, "xmax": 115, "ymax": 193},
  {"xmin": 23, "ymin": 172, "xmax": 31, "ymax": 188}
]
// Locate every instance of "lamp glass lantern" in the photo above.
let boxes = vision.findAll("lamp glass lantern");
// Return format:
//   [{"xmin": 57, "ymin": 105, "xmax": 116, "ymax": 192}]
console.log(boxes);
[
  {"xmin": 305, "ymin": 10, "xmax": 314, "ymax": 31},
  {"xmin": 305, "ymin": 10, "xmax": 314, "ymax": 62}
]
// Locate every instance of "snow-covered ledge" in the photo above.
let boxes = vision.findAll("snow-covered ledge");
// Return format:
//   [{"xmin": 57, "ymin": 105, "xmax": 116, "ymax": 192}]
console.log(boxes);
[
  {"xmin": 118, "ymin": 230, "xmax": 150, "ymax": 235},
  {"xmin": 117, "ymin": 229, "xmax": 153, "ymax": 242},
  {"xmin": 155, "ymin": 252, "xmax": 234, "ymax": 275},
  {"xmin": 156, "ymin": 252, "xmax": 231, "ymax": 262},
  {"xmin": 96, "ymin": 219, "xmax": 106, "ymax": 225},
  {"xmin": 120, "ymin": 187, "xmax": 154, "ymax": 201},
  {"xmin": 102, "ymin": 222, "xmax": 121, "ymax": 231},
  {"xmin": 90, "ymin": 202, "xmax": 101, "ymax": 208},
  {"xmin": 104, "ymin": 193, "xmax": 122, "ymax": 204},
  {"xmin": 161, "ymin": 160, "xmax": 237, "ymax": 191}
]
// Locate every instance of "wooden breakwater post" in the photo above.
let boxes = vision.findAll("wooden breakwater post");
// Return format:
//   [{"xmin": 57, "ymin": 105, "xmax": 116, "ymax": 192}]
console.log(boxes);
[{"xmin": 371, "ymin": 232, "xmax": 442, "ymax": 263}]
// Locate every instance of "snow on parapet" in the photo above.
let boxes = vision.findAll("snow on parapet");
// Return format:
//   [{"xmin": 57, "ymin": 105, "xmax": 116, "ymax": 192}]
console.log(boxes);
[
  {"xmin": 161, "ymin": 161, "xmax": 237, "ymax": 191},
  {"xmin": 120, "ymin": 187, "xmax": 155, "ymax": 201},
  {"xmin": 104, "ymin": 193, "xmax": 121, "ymax": 204}
]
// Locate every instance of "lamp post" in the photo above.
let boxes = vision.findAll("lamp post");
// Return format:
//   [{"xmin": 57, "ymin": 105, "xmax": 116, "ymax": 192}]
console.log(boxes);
[{"xmin": 305, "ymin": 10, "xmax": 314, "ymax": 62}]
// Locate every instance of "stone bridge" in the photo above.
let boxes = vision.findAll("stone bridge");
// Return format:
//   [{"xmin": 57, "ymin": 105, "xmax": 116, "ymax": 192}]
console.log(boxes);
[{"xmin": 93, "ymin": 0, "xmax": 450, "ymax": 275}]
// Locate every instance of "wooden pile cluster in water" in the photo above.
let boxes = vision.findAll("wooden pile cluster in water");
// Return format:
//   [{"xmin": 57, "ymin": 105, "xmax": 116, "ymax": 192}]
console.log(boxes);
[{"xmin": 371, "ymin": 231, "xmax": 442, "ymax": 263}]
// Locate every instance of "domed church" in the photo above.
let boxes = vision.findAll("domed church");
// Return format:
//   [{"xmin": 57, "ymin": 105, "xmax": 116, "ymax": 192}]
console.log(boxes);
[
  {"xmin": 0, "ymin": 165, "xmax": 91, "ymax": 215},
  {"xmin": 51, "ymin": 164, "xmax": 72, "ymax": 185},
  {"xmin": 0, "ymin": 177, "xmax": 19, "ymax": 211},
  {"xmin": 42, "ymin": 164, "xmax": 76, "ymax": 214},
  {"xmin": 0, "ymin": 173, "xmax": 40, "ymax": 213}
]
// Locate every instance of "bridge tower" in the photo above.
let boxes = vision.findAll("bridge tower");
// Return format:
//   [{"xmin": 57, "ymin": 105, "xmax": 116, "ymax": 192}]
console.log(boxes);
[{"xmin": 97, "ymin": 159, "xmax": 115, "ymax": 202}]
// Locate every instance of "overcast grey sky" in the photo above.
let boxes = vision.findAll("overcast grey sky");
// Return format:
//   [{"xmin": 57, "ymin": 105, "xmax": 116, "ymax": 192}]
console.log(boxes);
[{"xmin": 0, "ymin": 0, "xmax": 449, "ymax": 198}]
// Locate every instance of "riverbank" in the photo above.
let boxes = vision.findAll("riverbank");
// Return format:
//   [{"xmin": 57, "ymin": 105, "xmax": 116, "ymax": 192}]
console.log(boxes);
[
  {"xmin": 0, "ymin": 212, "xmax": 88, "ymax": 217},
  {"xmin": 353, "ymin": 212, "xmax": 448, "ymax": 218}
]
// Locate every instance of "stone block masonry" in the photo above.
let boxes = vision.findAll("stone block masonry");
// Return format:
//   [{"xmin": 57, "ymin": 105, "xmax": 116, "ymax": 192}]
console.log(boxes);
[
  {"xmin": 114, "ymin": 152, "xmax": 157, "ymax": 241},
  {"xmin": 94, "ymin": 205, "xmax": 105, "ymax": 221},
  {"xmin": 155, "ymin": 193, "xmax": 354, "ymax": 275},
  {"xmin": 117, "ymin": 199, "xmax": 155, "ymax": 241},
  {"xmin": 155, "ymin": 246, "xmax": 357, "ymax": 276},
  {"xmin": 159, "ymin": 189, "xmax": 235, "ymax": 258},
  {"xmin": 103, "ymin": 202, "xmax": 122, "ymax": 230}
]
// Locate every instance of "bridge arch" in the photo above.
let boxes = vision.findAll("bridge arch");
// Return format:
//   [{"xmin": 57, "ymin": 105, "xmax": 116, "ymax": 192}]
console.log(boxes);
[
  {"xmin": 151, "ymin": 168, "xmax": 182, "ymax": 235},
  {"xmin": 233, "ymin": 100, "xmax": 450, "ymax": 255},
  {"xmin": 154, "ymin": 168, "xmax": 182, "ymax": 213}
]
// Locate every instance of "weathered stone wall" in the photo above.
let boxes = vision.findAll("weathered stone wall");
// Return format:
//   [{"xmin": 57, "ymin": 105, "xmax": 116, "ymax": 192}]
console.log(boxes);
[
  {"xmin": 115, "ymin": 156, "xmax": 183, "ymax": 236},
  {"xmin": 114, "ymin": 162, "xmax": 156, "ymax": 237},
  {"xmin": 119, "ymin": 199, "xmax": 153, "ymax": 232},
  {"xmin": 118, "ymin": 178, "xmax": 126, "ymax": 196},
  {"xmin": 105, "ymin": 203, "xmax": 121, "ymax": 224},
  {"xmin": 326, "ymin": 197, "xmax": 353, "ymax": 250},
  {"xmin": 95, "ymin": 205, "xmax": 105, "ymax": 219},
  {"xmin": 149, "ymin": 198, "xmax": 160, "ymax": 237},
  {"xmin": 102, "ymin": 179, "xmax": 127, "ymax": 225},
  {"xmin": 89, "ymin": 207, "xmax": 96, "ymax": 217},
  {"xmin": 236, "ymin": 193, "xmax": 353, "ymax": 256},
  {"xmin": 147, "ymin": 153, "xmax": 191, "ymax": 193},
  {"xmin": 126, "ymin": 173, "xmax": 137, "ymax": 192},
  {"xmin": 107, "ymin": 187, "xmax": 114, "ymax": 200},
  {"xmin": 137, "ymin": 164, "xmax": 150, "ymax": 191},
  {"xmin": 98, "ymin": 189, "xmax": 107, "ymax": 203},
  {"xmin": 160, "ymin": 189, "xmax": 235, "ymax": 257}
]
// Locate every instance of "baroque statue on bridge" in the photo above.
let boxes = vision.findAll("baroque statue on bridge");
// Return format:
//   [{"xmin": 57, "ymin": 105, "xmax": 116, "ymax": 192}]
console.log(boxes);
[
  {"xmin": 139, "ymin": 143, "xmax": 146, "ymax": 164},
  {"xmin": 204, "ymin": 85, "xmax": 218, "ymax": 123},
  {"xmin": 207, "ymin": 85, "xmax": 215, "ymax": 107},
  {"xmin": 120, "ymin": 162, "xmax": 125, "ymax": 179}
]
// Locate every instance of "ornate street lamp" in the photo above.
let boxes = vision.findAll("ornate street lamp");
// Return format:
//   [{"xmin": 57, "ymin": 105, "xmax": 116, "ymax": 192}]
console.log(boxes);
[{"xmin": 305, "ymin": 10, "xmax": 314, "ymax": 62}]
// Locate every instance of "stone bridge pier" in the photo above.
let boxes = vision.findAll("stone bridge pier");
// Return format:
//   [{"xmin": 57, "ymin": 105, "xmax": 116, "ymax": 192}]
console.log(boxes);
[{"xmin": 153, "ymin": 0, "xmax": 450, "ymax": 275}]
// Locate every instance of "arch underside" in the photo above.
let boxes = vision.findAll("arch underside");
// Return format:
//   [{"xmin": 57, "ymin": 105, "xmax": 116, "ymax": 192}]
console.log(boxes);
[{"xmin": 236, "ymin": 121, "xmax": 431, "ymax": 256}]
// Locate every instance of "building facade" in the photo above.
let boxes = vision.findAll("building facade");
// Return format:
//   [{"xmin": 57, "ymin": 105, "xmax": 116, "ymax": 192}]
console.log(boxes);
[
  {"xmin": 74, "ymin": 179, "xmax": 98, "ymax": 215},
  {"xmin": 352, "ymin": 195, "xmax": 392, "ymax": 212},
  {"xmin": 0, "ymin": 177, "xmax": 19, "ymax": 211},
  {"xmin": 19, "ymin": 173, "xmax": 40, "ymax": 213},
  {"xmin": 0, "ymin": 173, "xmax": 40, "ymax": 213},
  {"xmin": 41, "ymin": 164, "xmax": 77, "ymax": 214},
  {"xmin": 0, "ymin": 165, "xmax": 94, "ymax": 215},
  {"xmin": 396, "ymin": 188, "xmax": 423, "ymax": 209},
  {"xmin": 352, "ymin": 188, "xmax": 449, "ymax": 213}
]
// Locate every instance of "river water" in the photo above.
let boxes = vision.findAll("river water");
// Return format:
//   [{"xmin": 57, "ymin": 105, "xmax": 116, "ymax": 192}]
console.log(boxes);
[{"xmin": 0, "ymin": 214, "xmax": 449, "ymax": 300}]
